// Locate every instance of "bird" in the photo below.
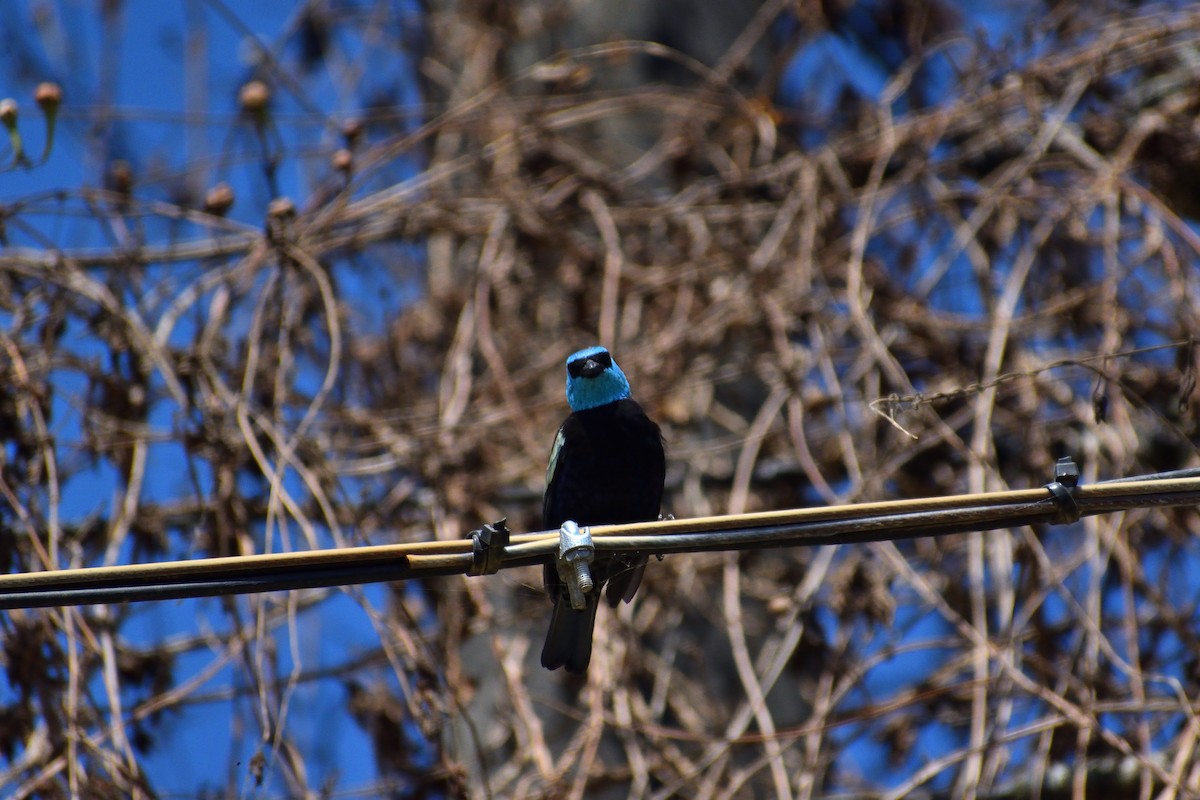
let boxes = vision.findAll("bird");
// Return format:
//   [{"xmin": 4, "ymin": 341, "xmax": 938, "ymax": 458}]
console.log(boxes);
[{"xmin": 541, "ymin": 345, "xmax": 666, "ymax": 674}]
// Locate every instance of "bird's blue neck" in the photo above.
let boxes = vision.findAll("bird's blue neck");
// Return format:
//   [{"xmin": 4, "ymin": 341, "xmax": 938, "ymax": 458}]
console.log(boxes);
[{"xmin": 567, "ymin": 366, "xmax": 631, "ymax": 411}]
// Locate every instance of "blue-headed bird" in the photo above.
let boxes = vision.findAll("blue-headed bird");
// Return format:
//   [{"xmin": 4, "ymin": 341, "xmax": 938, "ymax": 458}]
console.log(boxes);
[{"xmin": 541, "ymin": 346, "xmax": 666, "ymax": 674}]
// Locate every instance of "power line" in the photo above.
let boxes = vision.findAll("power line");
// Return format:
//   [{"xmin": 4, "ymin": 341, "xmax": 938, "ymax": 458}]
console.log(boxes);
[{"xmin": 1, "ymin": 463, "xmax": 1198, "ymax": 610}]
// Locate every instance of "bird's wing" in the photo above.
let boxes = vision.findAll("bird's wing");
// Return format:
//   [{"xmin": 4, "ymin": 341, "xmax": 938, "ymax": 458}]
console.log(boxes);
[
  {"xmin": 542, "ymin": 414, "xmax": 593, "ymax": 529},
  {"xmin": 545, "ymin": 427, "xmax": 566, "ymax": 495},
  {"xmin": 542, "ymin": 425, "xmax": 567, "ymax": 529},
  {"xmin": 542, "ymin": 419, "xmax": 581, "ymax": 593}
]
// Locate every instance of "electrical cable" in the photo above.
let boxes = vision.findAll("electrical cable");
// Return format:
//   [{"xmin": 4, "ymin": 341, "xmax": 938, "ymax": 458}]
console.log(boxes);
[{"xmin": 0, "ymin": 466, "xmax": 1197, "ymax": 610}]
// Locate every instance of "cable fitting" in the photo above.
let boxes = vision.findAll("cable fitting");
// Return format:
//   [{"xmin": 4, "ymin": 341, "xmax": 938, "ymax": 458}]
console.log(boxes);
[
  {"xmin": 556, "ymin": 520, "xmax": 594, "ymax": 610},
  {"xmin": 1044, "ymin": 456, "xmax": 1081, "ymax": 524},
  {"xmin": 468, "ymin": 518, "xmax": 510, "ymax": 576}
]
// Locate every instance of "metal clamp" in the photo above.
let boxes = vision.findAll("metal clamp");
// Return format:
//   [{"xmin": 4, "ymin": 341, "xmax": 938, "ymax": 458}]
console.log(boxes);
[
  {"xmin": 468, "ymin": 518, "xmax": 510, "ymax": 576},
  {"xmin": 1044, "ymin": 457, "xmax": 1081, "ymax": 525},
  {"xmin": 555, "ymin": 521, "xmax": 594, "ymax": 610}
]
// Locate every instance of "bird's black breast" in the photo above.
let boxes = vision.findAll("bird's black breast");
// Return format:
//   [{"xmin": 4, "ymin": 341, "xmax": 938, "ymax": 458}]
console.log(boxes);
[{"xmin": 543, "ymin": 398, "xmax": 666, "ymax": 530}]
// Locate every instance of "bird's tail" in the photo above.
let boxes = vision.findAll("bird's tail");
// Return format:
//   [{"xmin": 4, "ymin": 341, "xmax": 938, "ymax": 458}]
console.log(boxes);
[{"xmin": 541, "ymin": 594, "xmax": 600, "ymax": 674}]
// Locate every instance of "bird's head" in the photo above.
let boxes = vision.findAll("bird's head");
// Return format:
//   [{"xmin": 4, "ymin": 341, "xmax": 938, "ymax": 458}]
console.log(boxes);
[{"xmin": 564, "ymin": 345, "xmax": 631, "ymax": 411}]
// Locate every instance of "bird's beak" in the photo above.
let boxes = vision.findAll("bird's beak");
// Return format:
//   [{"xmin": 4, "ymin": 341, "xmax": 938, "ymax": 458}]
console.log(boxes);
[{"xmin": 580, "ymin": 358, "xmax": 605, "ymax": 378}]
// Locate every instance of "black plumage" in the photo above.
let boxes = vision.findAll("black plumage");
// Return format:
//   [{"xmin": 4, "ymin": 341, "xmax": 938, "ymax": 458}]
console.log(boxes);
[{"xmin": 541, "ymin": 348, "xmax": 665, "ymax": 674}]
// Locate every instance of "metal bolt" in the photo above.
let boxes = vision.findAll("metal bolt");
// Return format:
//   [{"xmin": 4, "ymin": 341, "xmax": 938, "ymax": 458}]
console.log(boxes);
[
  {"xmin": 572, "ymin": 559, "xmax": 593, "ymax": 595},
  {"xmin": 557, "ymin": 521, "xmax": 595, "ymax": 610}
]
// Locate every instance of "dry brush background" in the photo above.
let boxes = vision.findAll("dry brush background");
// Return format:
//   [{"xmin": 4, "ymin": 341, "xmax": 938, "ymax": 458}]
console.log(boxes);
[{"xmin": 2, "ymin": 1, "xmax": 1200, "ymax": 797}]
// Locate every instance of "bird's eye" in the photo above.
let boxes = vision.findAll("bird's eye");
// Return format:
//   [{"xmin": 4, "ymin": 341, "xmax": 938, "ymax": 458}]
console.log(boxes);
[{"xmin": 567, "ymin": 349, "xmax": 611, "ymax": 378}]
